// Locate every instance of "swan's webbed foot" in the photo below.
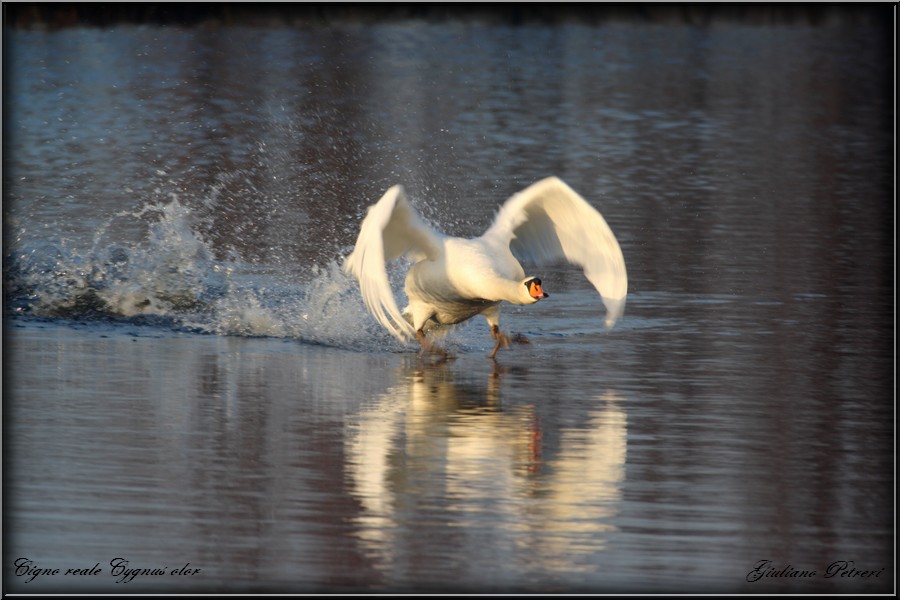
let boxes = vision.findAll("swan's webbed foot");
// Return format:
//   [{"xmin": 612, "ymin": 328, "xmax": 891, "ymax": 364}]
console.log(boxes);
[
  {"xmin": 417, "ymin": 328, "xmax": 453, "ymax": 362},
  {"xmin": 511, "ymin": 332, "xmax": 530, "ymax": 345}
]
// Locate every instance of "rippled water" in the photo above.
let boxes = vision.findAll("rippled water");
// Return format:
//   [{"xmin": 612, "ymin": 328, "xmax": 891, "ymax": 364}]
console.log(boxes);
[{"xmin": 3, "ymin": 17, "xmax": 893, "ymax": 594}]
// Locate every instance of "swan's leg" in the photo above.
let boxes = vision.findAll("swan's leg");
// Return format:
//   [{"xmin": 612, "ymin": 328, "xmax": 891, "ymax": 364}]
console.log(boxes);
[
  {"xmin": 489, "ymin": 326, "xmax": 511, "ymax": 360},
  {"xmin": 483, "ymin": 306, "xmax": 510, "ymax": 359},
  {"xmin": 416, "ymin": 328, "xmax": 448, "ymax": 359},
  {"xmin": 411, "ymin": 304, "xmax": 448, "ymax": 359}
]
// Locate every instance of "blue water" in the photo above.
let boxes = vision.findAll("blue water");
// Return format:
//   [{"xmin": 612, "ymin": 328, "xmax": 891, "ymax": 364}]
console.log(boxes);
[{"xmin": 3, "ymin": 18, "xmax": 893, "ymax": 594}]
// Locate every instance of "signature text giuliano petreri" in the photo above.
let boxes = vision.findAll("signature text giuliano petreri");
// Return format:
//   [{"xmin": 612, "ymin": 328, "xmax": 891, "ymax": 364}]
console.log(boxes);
[{"xmin": 746, "ymin": 559, "xmax": 885, "ymax": 583}]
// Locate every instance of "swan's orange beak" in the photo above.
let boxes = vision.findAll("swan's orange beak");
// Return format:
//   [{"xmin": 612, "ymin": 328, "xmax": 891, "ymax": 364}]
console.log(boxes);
[{"xmin": 529, "ymin": 279, "xmax": 549, "ymax": 300}]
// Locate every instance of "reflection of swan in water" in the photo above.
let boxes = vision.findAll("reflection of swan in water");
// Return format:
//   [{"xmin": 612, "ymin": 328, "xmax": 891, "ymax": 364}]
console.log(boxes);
[
  {"xmin": 345, "ymin": 363, "xmax": 627, "ymax": 572},
  {"xmin": 345, "ymin": 363, "xmax": 516, "ymax": 546},
  {"xmin": 523, "ymin": 390, "xmax": 627, "ymax": 567},
  {"xmin": 343, "ymin": 177, "xmax": 628, "ymax": 358}
]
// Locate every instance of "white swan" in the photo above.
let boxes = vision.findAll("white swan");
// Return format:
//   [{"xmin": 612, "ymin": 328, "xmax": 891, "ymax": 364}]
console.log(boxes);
[{"xmin": 343, "ymin": 177, "xmax": 627, "ymax": 359}]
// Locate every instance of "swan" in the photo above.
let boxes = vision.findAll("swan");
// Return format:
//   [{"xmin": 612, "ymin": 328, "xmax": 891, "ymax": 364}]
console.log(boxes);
[{"xmin": 343, "ymin": 176, "xmax": 627, "ymax": 359}]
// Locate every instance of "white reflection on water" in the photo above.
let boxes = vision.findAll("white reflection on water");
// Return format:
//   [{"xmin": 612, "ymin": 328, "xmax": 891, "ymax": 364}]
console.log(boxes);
[
  {"xmin": 523, "ymin": 393, "xmax": 625, "ymax": 562},
  {"xmin": 346, "ymin": 365, "xmax": 627, "ymax": 578}
]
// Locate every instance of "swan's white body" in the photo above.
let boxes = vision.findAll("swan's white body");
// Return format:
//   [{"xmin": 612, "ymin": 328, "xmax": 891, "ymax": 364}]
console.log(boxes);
[{"xmin": 343, "ymin": 177, "xmax": 627, "ymax": 357}]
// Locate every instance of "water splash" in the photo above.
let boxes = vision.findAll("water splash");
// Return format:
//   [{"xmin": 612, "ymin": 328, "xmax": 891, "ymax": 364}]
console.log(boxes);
[{"xmin": 4, "ymin": 195, "xmax": 407, "ymax": 352}]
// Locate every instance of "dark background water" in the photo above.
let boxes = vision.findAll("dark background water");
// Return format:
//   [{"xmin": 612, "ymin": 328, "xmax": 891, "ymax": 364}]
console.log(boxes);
[{"xmin": 3, "ymin": 4, "xmax": 894, "ymax": 594}]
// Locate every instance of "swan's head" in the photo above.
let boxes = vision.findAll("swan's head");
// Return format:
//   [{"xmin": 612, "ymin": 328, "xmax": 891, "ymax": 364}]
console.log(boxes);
[{"xmin": 522, "ymin": 277, "xmax": 549, "ymax": 303}]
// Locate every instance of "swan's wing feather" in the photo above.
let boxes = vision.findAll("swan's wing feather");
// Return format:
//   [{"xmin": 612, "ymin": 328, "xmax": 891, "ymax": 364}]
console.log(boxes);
[
  {"xmin": 344, "ymin": 185, "xmax": 441, "ymax": 341},
  {"xmin": 485, "ymin": 177, "xmax": 628, "ymax": 327}
]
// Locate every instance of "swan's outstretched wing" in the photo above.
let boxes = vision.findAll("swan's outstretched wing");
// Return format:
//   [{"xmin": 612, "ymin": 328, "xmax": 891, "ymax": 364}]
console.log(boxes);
[
  {"xmin": 344, "ymin": 185, "xmax": 442, "ymax": 341},
  {"xmin": 483, "ymin": 177, "xmax": 628, "ymax": 327}
]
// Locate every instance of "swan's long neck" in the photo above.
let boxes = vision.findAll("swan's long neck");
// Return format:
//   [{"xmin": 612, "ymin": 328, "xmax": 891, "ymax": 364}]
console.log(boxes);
[
  {"xmin": 490, "ymin": 278, "xmax": 535, "ymax": 305},
  {"xmin": 442, "ymin": 237, "xmax": 533, "ymax": 304},
  {"xmin": 512, "ymin": 281, "xmax": 534, "ymax": 305}
]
